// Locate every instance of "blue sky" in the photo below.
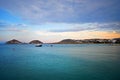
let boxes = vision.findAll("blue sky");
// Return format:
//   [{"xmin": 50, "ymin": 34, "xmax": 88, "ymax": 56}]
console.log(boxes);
[{"xmin": 0, "ymin": 0, "xmax": 120, "ymax": 42}]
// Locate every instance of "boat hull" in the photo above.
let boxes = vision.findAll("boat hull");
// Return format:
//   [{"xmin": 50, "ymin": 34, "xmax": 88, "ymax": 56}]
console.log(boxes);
[{"xmin": 35, "ymin": 45, "xmax": 42, "ymax": 47}]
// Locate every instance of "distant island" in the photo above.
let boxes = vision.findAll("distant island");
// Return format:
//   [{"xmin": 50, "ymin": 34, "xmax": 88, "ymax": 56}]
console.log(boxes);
[
  {"xmin": 6, "ymin": 39, "xmax": 43, "ymax": 44},
  {"xmin": 6, "ymin": 39, "xmax": 22, "ymax": 44},
  {"xmin": 56, "ymin": 38, "xmax": 120, "ymax": 44},
  {"xmin": 29, "ymin": 40, "xmax": 43, "ymax": 44},
  {"xmin": 6, "ymin": 38, "xmax": 120, "ymax": 44}
]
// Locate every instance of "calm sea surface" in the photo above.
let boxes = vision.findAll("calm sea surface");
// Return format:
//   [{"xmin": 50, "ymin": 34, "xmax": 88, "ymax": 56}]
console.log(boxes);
[{"xmin": 0, "ymin": 44, "xmax": 120, "ymax": 80}]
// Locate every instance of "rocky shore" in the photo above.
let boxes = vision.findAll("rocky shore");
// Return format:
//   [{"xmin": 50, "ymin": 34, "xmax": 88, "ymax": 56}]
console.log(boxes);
[
  {"xmin": 6, "ymin": 38, "xmax": 120, "ymax": 44},
  {"xmin": 56, "ymin": 38, "xmax": 120, "ymax": 44}
]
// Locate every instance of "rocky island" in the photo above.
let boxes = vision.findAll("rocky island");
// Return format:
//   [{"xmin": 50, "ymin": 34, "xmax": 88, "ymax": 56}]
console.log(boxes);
[
  {"xmin": 29, "ymin": 40, "xmax": 43, "ymax": 44},
  {"xmin": 6, "ymin": 39, "xmax": 22, "ymax": 44},
  {"xmin": 55, "ymin": 38, "xmax": 120, "ymax": 44},
  {"xmin": 5, "ymin": 38, "xmax": 120, "ymax": 44},
  {"xmin": 57, "ymin": 39, "xmax": 79, "ymax": 44}
]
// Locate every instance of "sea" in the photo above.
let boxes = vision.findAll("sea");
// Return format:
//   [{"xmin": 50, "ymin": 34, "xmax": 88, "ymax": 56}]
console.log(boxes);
[{"xmin": 0, "ymin": 44, "xmax": 120, "ymax": 80}]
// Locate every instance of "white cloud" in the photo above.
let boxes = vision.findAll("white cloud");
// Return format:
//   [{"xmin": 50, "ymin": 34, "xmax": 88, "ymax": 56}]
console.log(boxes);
[
  {"xmin": 49, "ymin": 22, "xmax": 120, "ymax": 32},
  {"xmin": 0, "ymin": 0, "xmax": 119, "ymax": 24}
]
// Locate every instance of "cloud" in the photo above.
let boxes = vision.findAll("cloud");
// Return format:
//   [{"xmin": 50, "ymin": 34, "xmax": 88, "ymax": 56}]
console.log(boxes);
[
  {"xmin": 0, "ymin": 21, "xmax": 120, "ymax": 33},
  {"xmin": 49, "ymin": 22, "xmax": 120, "ymax": 32},
  {"xmin": 0, "ymin": 21, "xmax": 27, "ymax": 27},
  {"xmin": 0, "ymin": 0, "xmax": 120, "ymax": 24},
  {"xmin": 96, "ymin": 22, "xmax": 120, "ymax": 30},
  {"xmin": 0, "ymin": 27, "xmax": 28, "ymax": 32},
  {"xmin": 0, "ymin": 21, "xmax": 28, "ymax": 32},
  {"xmin": 0, "ymin": 21, "xmax": 10, "ymax": 27},
  {"xmin": 50, "ymin": 27, "xmax": 94, "ymax": 32}
]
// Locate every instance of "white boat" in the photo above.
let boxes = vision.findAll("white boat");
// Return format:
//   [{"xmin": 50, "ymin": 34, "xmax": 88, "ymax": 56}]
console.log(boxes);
[{"xmin": 35, "ymin": 44, "xmax": 42, "ymax": 47}]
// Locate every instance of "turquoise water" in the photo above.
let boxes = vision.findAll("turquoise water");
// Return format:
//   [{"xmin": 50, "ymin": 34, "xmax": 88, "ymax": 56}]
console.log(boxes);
[{"xmin": 0, "ymin": 44, "xmax": 120, "ymax": 80}]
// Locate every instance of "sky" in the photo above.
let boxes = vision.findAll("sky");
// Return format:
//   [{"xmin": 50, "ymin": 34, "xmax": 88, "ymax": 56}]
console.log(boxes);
[{"xmin": 0, "ymin": 0, "xmax": 120, "ymax": 43}]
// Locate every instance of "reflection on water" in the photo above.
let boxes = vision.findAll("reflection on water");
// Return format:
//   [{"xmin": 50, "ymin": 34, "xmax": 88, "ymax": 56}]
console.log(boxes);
[{"xmin": 0, "ymin": 44, "xmax": 120, "ymax": 80}]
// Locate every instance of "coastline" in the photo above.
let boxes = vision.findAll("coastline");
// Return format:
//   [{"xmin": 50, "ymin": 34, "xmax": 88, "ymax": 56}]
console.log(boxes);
[{"xmin": 2, "ymin": 38, "xmax": 120, "ymax": 45}]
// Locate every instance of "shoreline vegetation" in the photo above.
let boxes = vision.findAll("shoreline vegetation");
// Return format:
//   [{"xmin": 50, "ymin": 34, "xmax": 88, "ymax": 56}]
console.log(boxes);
[{"xmin": 5, "ymin": 38, "xmax": 120, "ymax": 44}]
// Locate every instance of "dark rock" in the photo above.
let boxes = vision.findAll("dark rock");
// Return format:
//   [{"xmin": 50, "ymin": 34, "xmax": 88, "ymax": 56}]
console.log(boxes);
[
  {"xmin": 29, "ymin": 40, "xmax": 43, "ymax": 44},
  {"xmin": 6, "ymin": 39, "xmax": 22, "ymax": 44},
  {"xmin": 57, "ymin": 39, "xmax": 78, "ymax": 44},
  {"xmin": 112, "ymin": 38, "xmax": 120, "ymax": 43}
]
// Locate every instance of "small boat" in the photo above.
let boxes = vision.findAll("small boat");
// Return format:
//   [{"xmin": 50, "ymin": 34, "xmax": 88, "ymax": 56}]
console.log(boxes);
[
  {"xmin": 50, "ymin": 45, "xmax": 53, "ymax": 47},
  {"xmin": 35, "ymin": 44, "xmax": 42, "ymax": 47}
]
